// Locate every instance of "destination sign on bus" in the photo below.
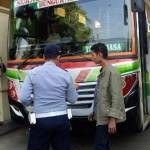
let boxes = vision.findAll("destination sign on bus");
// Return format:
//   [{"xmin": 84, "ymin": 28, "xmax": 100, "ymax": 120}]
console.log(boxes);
[
  {"xmin": 15, "ymin": 0, "xmax": 78, "ymax": 8},
  {"xmin": 15, "ymin": 0, "xmax": 38, "ymax": 7},
  {"xmin": 82, "ymin": 42, "xmax": 126, "ymax": 53}
]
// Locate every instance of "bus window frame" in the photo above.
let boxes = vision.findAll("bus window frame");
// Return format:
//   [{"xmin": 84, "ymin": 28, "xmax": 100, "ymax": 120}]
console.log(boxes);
[
  {"xmin": 9, "ymin": 1, "xmax": 138, "ymax": 62},
  {"xmin": 108, "ymin": 12, "xmax": 137, "ymax": 58}
]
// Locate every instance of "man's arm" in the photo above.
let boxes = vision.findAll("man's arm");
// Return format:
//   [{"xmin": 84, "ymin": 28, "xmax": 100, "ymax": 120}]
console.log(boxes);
[
  {"xmin": 108, "ymin": 70, "xmax": 124, "ymax": 134},
  {"xmin": 108, "ymin": 71, "xmax": 124, "ymax": 119},
  {"xmin": 66, "ymin": 75, "xmax": 78, "ymax": 104},
  {"xmin": 20, "ymin": 74, "xmax": 33, "ymax": 106},
  {"xmin": 88, "ymin": 77, "xmax": 100, "ymax": 122}
]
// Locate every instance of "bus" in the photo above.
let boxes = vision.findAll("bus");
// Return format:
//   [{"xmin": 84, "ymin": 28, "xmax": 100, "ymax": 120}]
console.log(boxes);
[{"xmin": 6, "ymin": 0, "xmax": 150, "ymax": 131}]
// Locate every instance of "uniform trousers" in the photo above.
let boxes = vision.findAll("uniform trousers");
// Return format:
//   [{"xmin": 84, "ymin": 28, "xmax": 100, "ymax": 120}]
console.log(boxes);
[{"xmin": 27, "ymin": 114, "xmax": 70, "ymax": 150}]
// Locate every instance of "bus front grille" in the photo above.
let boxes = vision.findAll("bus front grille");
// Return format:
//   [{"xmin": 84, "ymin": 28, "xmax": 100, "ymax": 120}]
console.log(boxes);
[{"xmin": 77, "ymin": 82, "xmax": 96, "ymax": 101}]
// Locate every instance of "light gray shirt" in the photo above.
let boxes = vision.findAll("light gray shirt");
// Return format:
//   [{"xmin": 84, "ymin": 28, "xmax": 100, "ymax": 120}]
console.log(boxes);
[{"xmin": 20, "ymin": 61, "xmax": 78, "ymax": 113}]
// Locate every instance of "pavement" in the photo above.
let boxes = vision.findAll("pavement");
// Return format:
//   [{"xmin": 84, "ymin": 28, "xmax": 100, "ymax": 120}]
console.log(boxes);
[
  {"xmin": 0, "ymin": 121, "xmax": 20, "ymax": 136},
  {"xmin": 0, "ymin": 123, "xmax": 150, "ymax": 150}
]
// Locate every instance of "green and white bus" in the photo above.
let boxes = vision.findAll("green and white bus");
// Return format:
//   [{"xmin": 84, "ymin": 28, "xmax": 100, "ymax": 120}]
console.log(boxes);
[{"xmin": 5, "ymin": 0, "xmax": 150, "ymax": 131}]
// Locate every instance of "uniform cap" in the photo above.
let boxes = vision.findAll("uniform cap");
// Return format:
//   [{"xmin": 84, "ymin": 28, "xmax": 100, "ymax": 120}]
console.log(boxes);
[{"xmin": 44, "ymin": 44, "xmax": 61, "ymax": 58}]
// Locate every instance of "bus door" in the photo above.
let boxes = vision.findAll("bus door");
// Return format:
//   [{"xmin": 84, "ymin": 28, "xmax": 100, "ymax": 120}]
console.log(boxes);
[{"xmin": 138, "ymin": 1, "xmax": 150, "ymax": 115}]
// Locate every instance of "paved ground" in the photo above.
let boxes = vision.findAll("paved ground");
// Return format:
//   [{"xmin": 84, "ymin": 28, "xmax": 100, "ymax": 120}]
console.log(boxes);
[{"xmin": 0, "ymin": 123, "xmax": 150, "ymax": 150}]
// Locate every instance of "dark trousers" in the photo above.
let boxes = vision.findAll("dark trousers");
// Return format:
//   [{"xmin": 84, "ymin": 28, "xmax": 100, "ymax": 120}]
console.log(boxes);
[
  {"xmin": 27, "ymin": 115, "xmax": 70, "ymax": 150},
  {"xmin": 94, "ymin": 125, "xmax": 110, "ymax": 150}
]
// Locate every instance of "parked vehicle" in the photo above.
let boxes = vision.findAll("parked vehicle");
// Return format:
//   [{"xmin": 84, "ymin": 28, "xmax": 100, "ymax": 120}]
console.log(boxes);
[{"xmin": 7, "ymin": 0, "xmax": 150, "ymax": 131}]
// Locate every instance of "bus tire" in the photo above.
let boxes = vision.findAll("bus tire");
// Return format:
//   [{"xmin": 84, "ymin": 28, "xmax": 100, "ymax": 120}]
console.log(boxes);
[
  {"xmin": 127, "ymin": 87, "xmax": 143, "ymax": 132},
  {"xmin": 9, "ymin": 99, "xmax": 29, "ymax": 126}
]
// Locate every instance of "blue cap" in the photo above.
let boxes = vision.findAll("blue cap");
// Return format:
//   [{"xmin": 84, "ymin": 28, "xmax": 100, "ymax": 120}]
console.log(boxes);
[{"xmin": 44, "ymin": 44, "xmax": 61, "ymax": 58}]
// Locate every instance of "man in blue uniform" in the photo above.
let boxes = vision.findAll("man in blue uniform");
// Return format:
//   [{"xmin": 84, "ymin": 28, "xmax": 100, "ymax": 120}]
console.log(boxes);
[{"xmin": 20, "ymin": 44, "xmax": 78, "ymax": 150}]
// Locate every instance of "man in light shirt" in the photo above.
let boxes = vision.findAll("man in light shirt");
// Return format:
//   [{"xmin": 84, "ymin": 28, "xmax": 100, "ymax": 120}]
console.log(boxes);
[
  {"xmin": 20, "ymin": 44, "xmax": 78, "ymax": 150},
  {"xmin": 88, "ymin": 43, "xmax": 126, "ymax": 150}
]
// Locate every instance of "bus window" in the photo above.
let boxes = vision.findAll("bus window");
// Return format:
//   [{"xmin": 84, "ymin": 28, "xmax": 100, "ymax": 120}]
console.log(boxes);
[{"xmin": 10, "ymin": 0, "xmax": 134, "ymax": 60}]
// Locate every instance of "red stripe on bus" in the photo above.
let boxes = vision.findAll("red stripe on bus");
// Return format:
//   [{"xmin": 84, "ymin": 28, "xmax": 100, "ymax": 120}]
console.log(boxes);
[
  {"xmin": 7, "ymin": 59, "xmax": 136, "ymax": 69},
  {"xmin": 75, "ymin": 69, "xmax": 91, "ymax": 83}
]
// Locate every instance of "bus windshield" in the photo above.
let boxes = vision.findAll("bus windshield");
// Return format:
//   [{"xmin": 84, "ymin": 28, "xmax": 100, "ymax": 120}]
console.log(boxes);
[{"xmin": 10, "ymin": 0, "xmax": 133, "ymax": 60}]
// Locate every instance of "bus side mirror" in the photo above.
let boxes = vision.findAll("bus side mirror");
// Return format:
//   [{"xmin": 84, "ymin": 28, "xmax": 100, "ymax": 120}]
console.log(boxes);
[
  {"xmin": 124, "ymin": 4, "xmax": 128, "ymax": 25},
  {"xmin": 0, "ymin": 63, "xmax": 6, "ymax": 73},
  {"xmin": 131, "ymin": 0, "xmax": 144, "ymax": 12}
]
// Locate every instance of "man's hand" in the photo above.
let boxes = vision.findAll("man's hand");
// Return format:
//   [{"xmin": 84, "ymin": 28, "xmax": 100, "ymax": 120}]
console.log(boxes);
[
  {"xmin": 108, "ymin": 117, "xmax": 117, "ymax": 134},
  {"xmin": 74, "ymin": 83, "xmax": 79, "ymax": 90},
  {"xmin": 88, "ymin": 112, "xmax": 95, "ymax": 121}
]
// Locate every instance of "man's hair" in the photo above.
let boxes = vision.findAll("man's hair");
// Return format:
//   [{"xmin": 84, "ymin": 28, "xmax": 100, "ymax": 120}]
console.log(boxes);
[{"xmin": 91, "ymin": 43, "xmax": 108, "ymax": 59}]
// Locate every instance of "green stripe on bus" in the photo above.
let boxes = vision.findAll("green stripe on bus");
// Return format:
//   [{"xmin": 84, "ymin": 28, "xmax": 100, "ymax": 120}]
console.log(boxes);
[
  {"xmin": 6, "ymin": 60, "xmax": 140, "ymax": 81},
  {"xmin": 5, "ymin": 69, "xmax": 27, "ymax": 80},
  {"xmin": 85, "ymin": 60, "xmax": 139, "ymax": 82},
  {"xmin": 85, "ymin": 68, "xmax": 100, "ymax": 82},
  {"xmin": 116, "ymin": 60, "xmax": 139, "ymax": 74}
]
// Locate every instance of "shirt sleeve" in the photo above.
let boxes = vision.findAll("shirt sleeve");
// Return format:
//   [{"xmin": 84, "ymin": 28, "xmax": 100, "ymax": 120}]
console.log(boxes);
[
  {"xmin": 108, "ymin": 70, "xmax": 125, "ymax": 119},
  {"xmin": 93, "ymin": 74, "xmax": 101, "ymax": 113},
  {"xmin": 66, "ymin": 74, "xmax": 78, "ymax": 104},
  {"xmin": 20, "ymin": 73, "xmax": 33, "ymax": 106},
  {"xmin": 93, "ymin": 83, "xmax": 98, "ymax": 113}
]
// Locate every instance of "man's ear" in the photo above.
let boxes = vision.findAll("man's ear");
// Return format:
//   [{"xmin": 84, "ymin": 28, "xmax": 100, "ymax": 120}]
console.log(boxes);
[{"xmin": 99, "ymin": 52, "xmax": 103, "ymax": 58}]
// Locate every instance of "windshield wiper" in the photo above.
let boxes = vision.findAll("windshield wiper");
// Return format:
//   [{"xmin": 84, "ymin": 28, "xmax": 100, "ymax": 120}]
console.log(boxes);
[
  {"xmin": 61, "ymin": 51, "xmax": 92, "ymax": 61},
  {"xmin": 17, "ymin": 53, "xmax": 36, "ymax": 69},
  {"xmin": 17, "ymin": 50, "xmax": 91, "ymax": 69},
  {"xmin": 61, "ymin": 51, "xmax": 90, "ymax": 57}
]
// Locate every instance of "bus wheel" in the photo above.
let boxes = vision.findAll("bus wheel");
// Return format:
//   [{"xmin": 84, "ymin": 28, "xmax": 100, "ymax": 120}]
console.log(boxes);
[
  {"xmin": 9, "ymin": 102, "xmax": 29, "ymax": 126},
  {"xmin": 127, "ymin": 92, "xmax": 143, "ymax": 132},
  {"xmin": 10, "ymin": 107, "xmax": 25, "ymax": 125}
]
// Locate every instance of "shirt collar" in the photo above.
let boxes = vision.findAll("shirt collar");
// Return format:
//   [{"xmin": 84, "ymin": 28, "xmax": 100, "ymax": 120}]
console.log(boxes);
[
  {"xmin": 100, "ymin": 64, "xmax": 110, "ymax": 74},
  {"xmin": 44, "ymin": 61, "xmax": 56, "ymax": 66}
]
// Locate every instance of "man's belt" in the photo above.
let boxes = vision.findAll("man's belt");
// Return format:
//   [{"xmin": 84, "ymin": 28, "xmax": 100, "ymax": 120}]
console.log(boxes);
[{"xmin": 36, "ymin": 110, "xmax": 67, "ymax": 118}]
